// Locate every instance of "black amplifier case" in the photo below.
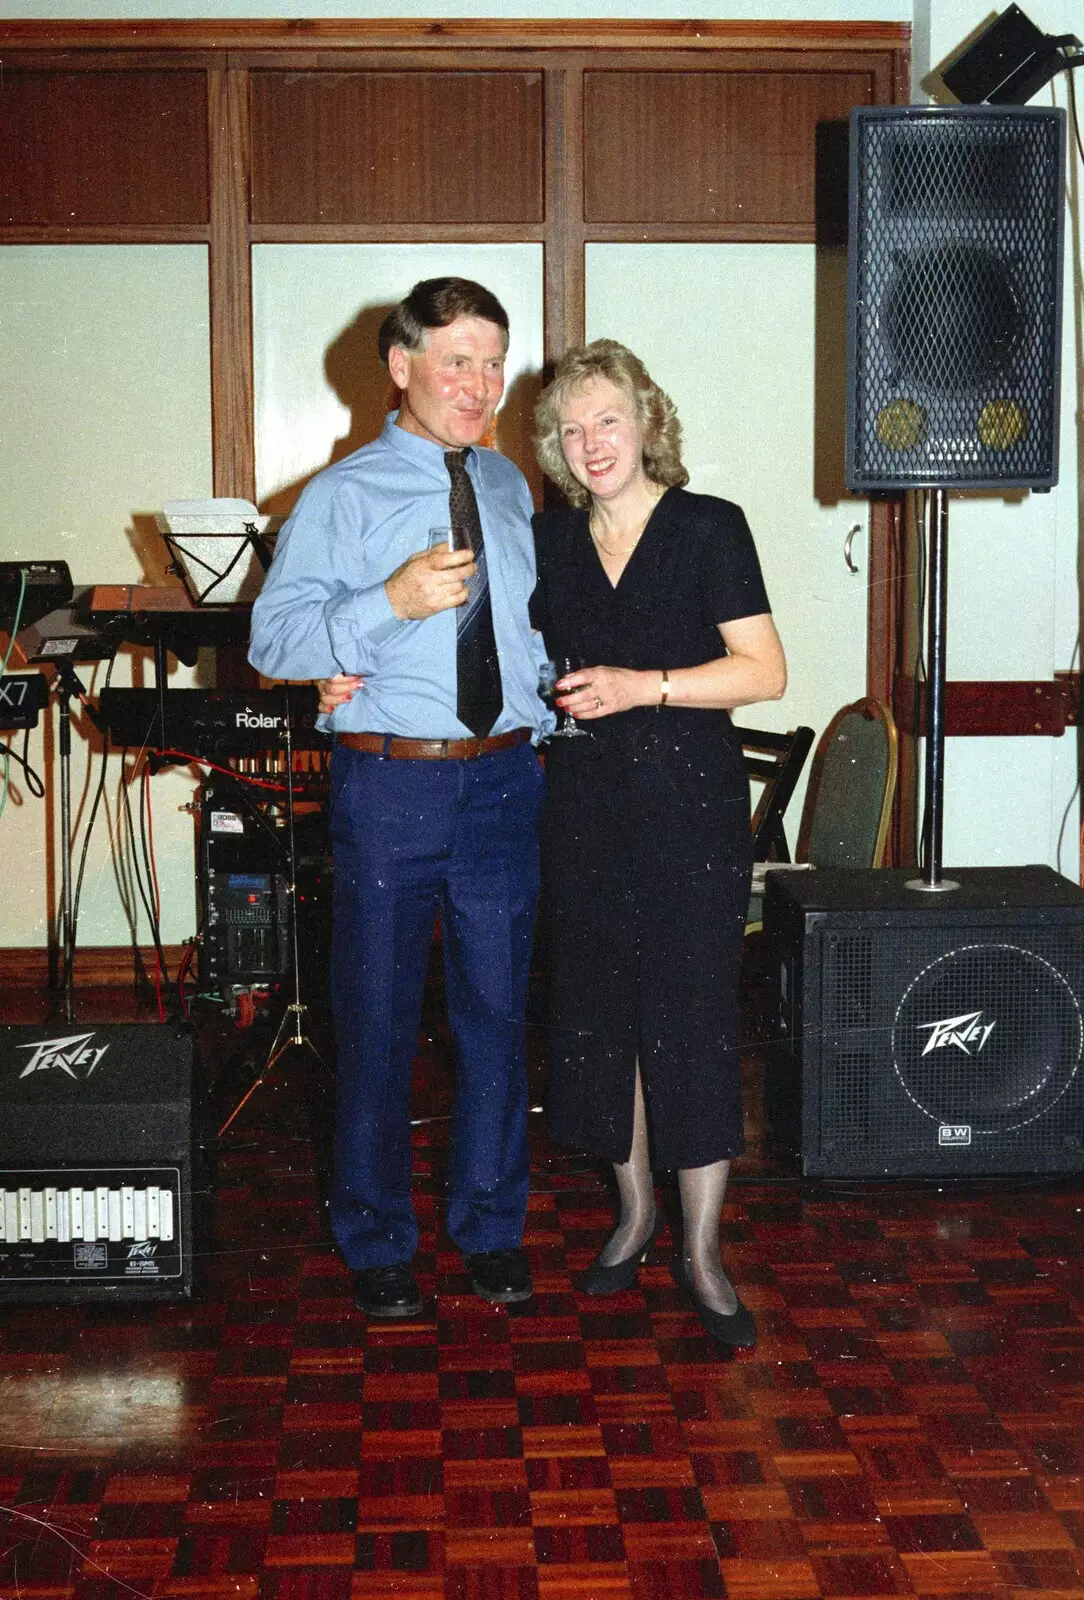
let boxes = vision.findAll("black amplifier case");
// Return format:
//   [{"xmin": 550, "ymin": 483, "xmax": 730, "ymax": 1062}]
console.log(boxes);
[
  {"xmin": 0, "ymin": 1021, "xmax": 197, "ymax": 1301},
  {"xmin": 763, "ymin": 866, "xmax": 1084, "ymax": 1178}
]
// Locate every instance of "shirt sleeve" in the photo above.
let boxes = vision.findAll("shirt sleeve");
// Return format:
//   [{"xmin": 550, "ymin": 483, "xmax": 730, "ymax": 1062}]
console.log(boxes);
[
  {"xmin": 249, "ymin": 472, "xmax": 403, "ymax": 680},
  {"xmin": 697, "ymin": 499, "xmax": 772, "ymax": 627}
]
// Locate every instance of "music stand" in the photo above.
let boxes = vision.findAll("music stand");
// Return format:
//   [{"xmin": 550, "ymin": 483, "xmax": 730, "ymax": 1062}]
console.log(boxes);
[
  {"xmin": 157, "ymin": 500, "xmax": 280, "ymax": 607},
  {"xmin": 218, "ymin": 691, "xmax": 327, "ymax": 1134}
]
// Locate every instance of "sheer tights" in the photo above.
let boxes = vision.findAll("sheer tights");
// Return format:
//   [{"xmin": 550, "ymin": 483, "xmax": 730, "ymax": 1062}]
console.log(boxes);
[{"xmin": 598, "ymin": 1065, "xmax": 738, "ymax": 1317}]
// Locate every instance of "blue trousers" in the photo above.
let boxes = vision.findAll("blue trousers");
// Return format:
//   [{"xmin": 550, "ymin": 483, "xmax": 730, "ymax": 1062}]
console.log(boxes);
[{"xmin": 328, "ymin": 741, "xmax": 544, "ymax": 1269}]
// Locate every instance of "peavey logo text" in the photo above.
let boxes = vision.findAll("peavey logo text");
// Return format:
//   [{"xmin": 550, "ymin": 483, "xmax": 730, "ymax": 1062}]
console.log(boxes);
[
  {"xmin": 16, "ymin": 1031, "xmax": 110, "ymax": 1080},
  {"xmin": 916, "ymin": 1009, "xmax": 996, "ymax": 1058},
  {"xmin": 127, "ymin": 1242, "xmax": 158, "ymax": 1260}
]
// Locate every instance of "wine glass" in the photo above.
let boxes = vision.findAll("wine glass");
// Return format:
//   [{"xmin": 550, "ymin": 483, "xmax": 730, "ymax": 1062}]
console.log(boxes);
[
  {"xmin": 430, "ymin": 525, "xmax": 475, "ymax": 600},
  {"xmin": 428, "ymin": 524, "xmax": 472, "ymax": 552},
  {"xmin": 540, "ymin": 655, "xmax": 588, "ymax": 739}
]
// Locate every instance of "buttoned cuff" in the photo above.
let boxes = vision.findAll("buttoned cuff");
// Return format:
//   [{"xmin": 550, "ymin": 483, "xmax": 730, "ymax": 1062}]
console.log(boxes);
[{"xmin": 325, "ymin": 582, "xmax": 405, "ymax": 671}]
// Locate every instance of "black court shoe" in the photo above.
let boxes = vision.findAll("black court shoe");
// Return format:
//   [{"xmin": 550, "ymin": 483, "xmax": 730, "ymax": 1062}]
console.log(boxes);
[
  {"xmin": 580, "ymin": 1216, "xmax": 665, "ymax": 1295},
  {"xmin": 671, "ymin": 1256, "xmax": 757, "ymax": 1348}
]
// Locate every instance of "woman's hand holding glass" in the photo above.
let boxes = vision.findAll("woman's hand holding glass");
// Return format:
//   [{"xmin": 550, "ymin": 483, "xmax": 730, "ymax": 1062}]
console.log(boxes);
[
  {"xmin": 539, "ymin": 655, "xmax": 587, "ymax": 738},
  {"xmin": 554, "ymin": 663, "xmax": 660, "ymax": 721}
]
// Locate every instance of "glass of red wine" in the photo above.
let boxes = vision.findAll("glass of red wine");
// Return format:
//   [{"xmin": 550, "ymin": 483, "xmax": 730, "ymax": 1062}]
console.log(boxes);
[{"xmin": 539, "ymin": 654, "xmax": 588, "ymax": 739}]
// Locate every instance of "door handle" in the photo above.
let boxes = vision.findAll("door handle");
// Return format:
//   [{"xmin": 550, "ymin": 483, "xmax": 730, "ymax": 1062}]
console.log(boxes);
[{"xmin": 844, "ymin": 522, "xmax": 862, "ymax": 574}]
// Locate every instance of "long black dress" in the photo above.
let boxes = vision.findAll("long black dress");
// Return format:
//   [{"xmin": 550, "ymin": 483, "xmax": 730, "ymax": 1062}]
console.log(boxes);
[{"xmin": 532, "ymin": 486, "xmax": 771, "ymax": 1170}]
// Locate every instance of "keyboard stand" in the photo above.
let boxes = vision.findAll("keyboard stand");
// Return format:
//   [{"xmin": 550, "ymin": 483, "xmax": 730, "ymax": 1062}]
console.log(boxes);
[{"xmin": 218, "ymin": 699, "xmax": 326, "ymax": 1133}]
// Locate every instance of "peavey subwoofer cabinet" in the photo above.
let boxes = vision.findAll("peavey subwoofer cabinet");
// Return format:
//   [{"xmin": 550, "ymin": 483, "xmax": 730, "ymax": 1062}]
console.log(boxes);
[
  {"xmin": 763, "ymin": 866, "xmax": 1084, "ymax": 1178},
  {"xmin": 0, "ymin": 1021, "xmax": 198, "ymax": 1300}
]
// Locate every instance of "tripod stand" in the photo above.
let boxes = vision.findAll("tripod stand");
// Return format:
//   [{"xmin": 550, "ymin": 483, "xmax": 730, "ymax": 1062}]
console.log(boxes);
[{"xmin": 218, "ymin": 700, "xmax": 327, "ymax": 1133}]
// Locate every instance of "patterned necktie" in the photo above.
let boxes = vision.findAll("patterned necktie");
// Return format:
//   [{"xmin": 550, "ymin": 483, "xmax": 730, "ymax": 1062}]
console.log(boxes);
[{"xmin": 445, "ymin": 449, "xmax": 504, "ymax": 738}]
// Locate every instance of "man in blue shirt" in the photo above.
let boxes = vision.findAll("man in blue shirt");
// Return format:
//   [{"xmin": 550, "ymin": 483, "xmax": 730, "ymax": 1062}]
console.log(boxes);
[{"xmin": 250, "ymin": 278, "xmax": 549, "ymax": 1318}]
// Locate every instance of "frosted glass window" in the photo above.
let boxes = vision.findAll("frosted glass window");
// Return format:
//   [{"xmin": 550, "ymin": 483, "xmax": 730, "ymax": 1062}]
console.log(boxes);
[
  {"xmin": 253, "ymin": 244, "xmax": 544, "ymax": 511},
  {"xmin": 0, "ymin": 245, "xmax": 212, "ymax": 582}
]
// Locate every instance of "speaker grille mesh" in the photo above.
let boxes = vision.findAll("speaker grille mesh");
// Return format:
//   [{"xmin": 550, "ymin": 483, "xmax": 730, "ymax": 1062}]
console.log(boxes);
[
  {"xmin": 815, "ymin": 924, "xmax": 1084, "ymax": 1171},
  {"xmin": 893, "ymin": 943, "xmax": 1082, "ymax": 1132},
  {"xmin": 846, "ymin": 107, "xmax": 1064, "ymax": 491}
]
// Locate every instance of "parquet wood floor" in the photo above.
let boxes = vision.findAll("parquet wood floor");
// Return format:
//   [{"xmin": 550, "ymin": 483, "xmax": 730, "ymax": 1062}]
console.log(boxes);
[{"xmin": 1, "ymin": 981, "xmax": 1083, "ymax": 1599}]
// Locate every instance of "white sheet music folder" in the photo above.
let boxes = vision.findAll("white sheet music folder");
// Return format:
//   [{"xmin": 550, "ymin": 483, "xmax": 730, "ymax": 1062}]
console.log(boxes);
[{"xmin": 157, "ymin": 499, "xmax": 281, "ymax": 606}]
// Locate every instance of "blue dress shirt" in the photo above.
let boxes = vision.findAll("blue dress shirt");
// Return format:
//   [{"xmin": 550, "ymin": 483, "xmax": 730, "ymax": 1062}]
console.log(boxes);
[{"xmin": 249, "ymin": 414, "xmax": 551, "ymax": 739}]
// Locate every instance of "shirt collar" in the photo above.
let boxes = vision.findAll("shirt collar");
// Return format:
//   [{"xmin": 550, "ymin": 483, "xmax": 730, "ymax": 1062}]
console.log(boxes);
[{"xmin": 381, "ymin": 412, "xmax": 476, "ymax": 480}]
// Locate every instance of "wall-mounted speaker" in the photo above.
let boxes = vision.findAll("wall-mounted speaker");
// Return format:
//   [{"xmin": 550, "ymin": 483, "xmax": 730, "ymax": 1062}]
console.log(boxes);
[
  {"xmin": 764, "ymin": 866, "xmax": 1084, "ymax": 1177},
  {"xmin": 846, "ymin": 105, "xmax": 1065, "ymax": 492}
]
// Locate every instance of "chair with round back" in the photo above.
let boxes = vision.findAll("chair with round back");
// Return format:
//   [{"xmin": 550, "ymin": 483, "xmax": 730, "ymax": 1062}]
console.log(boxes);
[
  {"xmin": 796, "ymin": 696, "xmax": 898, "ymax": 870},
  {"xmin": 745, "ymin": 697, "xmax": 898, "ymax": 933}
]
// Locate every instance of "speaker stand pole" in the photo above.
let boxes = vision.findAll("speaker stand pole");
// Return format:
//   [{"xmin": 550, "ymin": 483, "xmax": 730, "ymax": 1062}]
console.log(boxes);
[
  {"xmin": 907, "ymin": 487, "xmax": 958, "ymax": 894},
  {"xmin": 218, "ymin": 700, "xmax": 326, "ymax": 1134}
]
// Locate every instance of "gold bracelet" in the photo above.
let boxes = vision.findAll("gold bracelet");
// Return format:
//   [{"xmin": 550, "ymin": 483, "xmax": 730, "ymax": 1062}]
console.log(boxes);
[{"xmin": 660, "ymin": 669, "xmax": 670, "ymax": 706}]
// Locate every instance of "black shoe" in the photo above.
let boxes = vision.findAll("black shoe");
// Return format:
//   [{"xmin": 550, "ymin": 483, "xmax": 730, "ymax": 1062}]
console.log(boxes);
[
  {"xmin": 671, "ymin": 1256, "xmax": 756, "ymax": 1348},
  {"xmin": 465, "ymin": 1248, "xmax": 534, "ymax": 1303},
  {"xmin": 353, "ymin": 1262, "xmax": 423, "ymax": 1319},
  {"xmin": 580, "ymin": 1216, "xmax": 664, "ymax": 1295}
]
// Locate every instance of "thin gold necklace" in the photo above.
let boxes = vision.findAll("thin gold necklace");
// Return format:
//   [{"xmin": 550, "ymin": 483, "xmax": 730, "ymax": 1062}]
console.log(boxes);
[{"xmin": 589, "ymin": 492, "xmax": 661, "ymax": 556}]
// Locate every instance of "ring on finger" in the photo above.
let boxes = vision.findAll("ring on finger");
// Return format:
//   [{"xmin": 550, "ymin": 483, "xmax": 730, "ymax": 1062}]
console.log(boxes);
[{"xmin": 594, "ymin": 695, "xmax": 602, "ymax": 711}]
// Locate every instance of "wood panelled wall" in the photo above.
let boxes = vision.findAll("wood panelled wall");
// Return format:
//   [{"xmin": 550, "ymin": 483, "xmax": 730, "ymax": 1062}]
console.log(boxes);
[
  {"xmin": 0, "ymin": 18, "xmax": 909, "ymax": 772},
  {"xmin": 249, "ymin": 71, "xmax": 546, "ymax": 226}
]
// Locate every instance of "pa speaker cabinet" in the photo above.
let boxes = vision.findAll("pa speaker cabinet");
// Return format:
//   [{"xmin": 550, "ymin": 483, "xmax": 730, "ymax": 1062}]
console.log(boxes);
[
  {"xmin": 846, "ymin": 105, "xmax": 1065, "ymax": 492},
  {"xmin": 0, "ymin": 1021, "xmax": 197, "ymax": 1301},
  {"xmin": 763, "ymin": 866, "xmax": 1084, "ymax": 1178}
]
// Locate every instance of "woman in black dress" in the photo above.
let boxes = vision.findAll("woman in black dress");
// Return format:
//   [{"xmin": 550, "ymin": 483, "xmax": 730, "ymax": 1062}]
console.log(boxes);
[{"xmin": 532, "ymin": 340, "xmax": 786, "ymax": 1349}]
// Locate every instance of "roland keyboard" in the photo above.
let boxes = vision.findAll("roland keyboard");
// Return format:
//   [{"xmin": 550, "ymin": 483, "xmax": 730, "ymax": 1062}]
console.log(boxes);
[{"xmin": 98, "ymin": 685, "xmax": 324, "ymax": 756}]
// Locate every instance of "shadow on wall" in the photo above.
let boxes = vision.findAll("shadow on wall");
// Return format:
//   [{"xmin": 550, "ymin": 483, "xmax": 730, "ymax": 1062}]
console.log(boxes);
[
  {"xmin": 122, "ymin": 513, "xmax": 215, "ymax": 686},
  {"xmin": 498, "ymin": 367, "xmax": 546, "ymax": 508},
  {"xmin": 258, "ymin": 300, "xmax": 394, "ymax": 519},
  {"xmin": 127, "ymin": 511, "xmax": 176, "ymax": 587},
  {"xmin": 258, "ymin": 301, "xmax": 546, "ymax": 519},
  {"xmin": 919, "ymin": 11, "xmax": 996, "ymax": 106}
]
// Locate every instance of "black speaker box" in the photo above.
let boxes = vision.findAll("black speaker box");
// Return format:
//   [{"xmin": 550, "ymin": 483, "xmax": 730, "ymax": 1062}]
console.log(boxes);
[
  {"xmin": 763, "ymin": 866, "xmax": 1084, "ymax": 1178},
  {"xmin": 0, "ymin": 1021, "xmax": 198, "ymax": 1300},
  {"xmin": 941, "ymin": 5, "xmax": 1068, "ymax": 107},
  {"xmin": 846, "ymin": 105, "xmax": 1065, "ymax": 492}
]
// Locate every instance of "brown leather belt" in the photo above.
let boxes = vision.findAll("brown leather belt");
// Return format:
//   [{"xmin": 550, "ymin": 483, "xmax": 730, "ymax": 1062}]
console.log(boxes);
[{"xmin": 336, "ymin": 728, "xmax": 533, "ymax": 761}]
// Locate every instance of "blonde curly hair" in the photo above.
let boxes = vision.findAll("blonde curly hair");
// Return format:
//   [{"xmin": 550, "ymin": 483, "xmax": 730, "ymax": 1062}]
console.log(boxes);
[{"xmin": 534, "ymin": 339, "xmax": 689, "ymax": 508}]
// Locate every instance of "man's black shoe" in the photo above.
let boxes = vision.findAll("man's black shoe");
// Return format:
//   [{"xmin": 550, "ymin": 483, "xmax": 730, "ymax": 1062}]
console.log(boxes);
[
  {"xmin": 353, "ymin": 1263, "xmax": 423, "ymax": 1319},
  {"xmin": 465, "ymin": 1248, "xmax": 534, "ymax": 1304}
]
